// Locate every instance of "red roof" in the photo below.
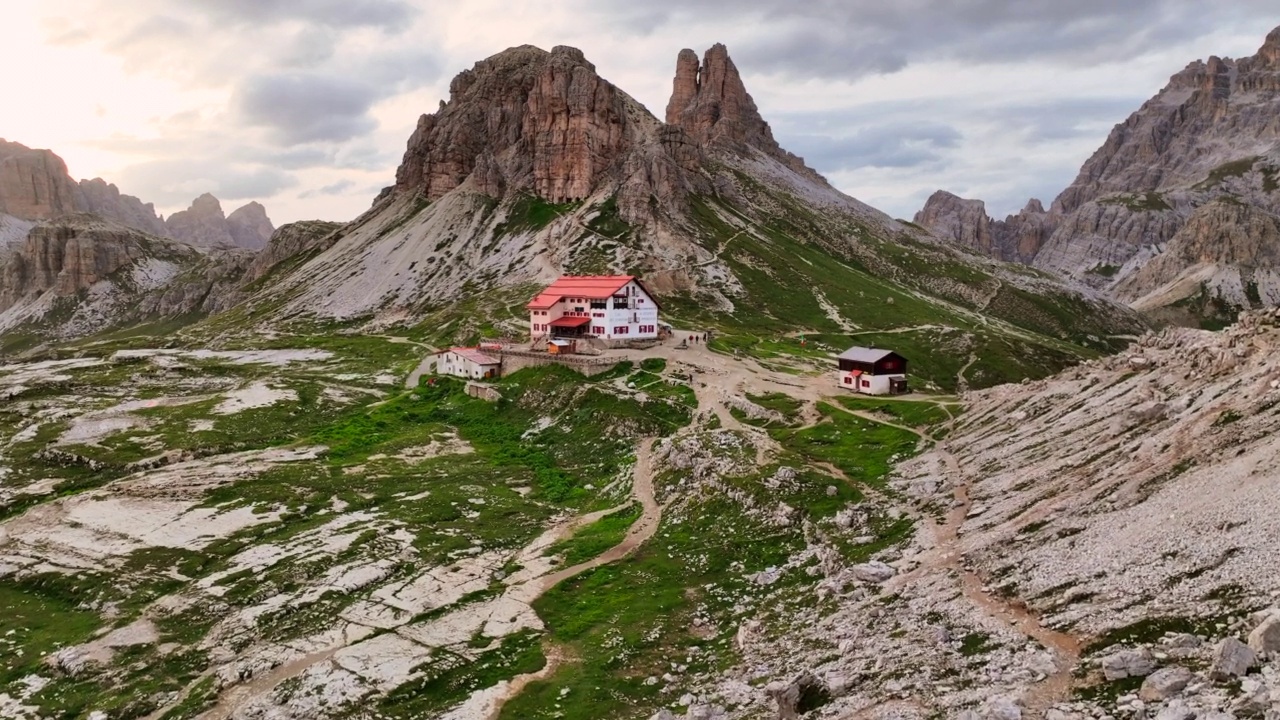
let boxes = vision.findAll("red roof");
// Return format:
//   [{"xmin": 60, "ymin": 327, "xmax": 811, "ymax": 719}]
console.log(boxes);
[
  {"xmin": 525, "ymin": 275, "xmax": 662, "ymax": 310},
  {"xmin": 549, "ymin": 316, "xmax": 591, "ymax": 328}
]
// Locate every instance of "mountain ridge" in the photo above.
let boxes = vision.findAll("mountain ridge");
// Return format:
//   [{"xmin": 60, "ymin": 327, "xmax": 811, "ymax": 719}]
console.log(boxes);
[{"xmin": 913, "ymin": 25, "xmax": 1280, "ymax": 327}]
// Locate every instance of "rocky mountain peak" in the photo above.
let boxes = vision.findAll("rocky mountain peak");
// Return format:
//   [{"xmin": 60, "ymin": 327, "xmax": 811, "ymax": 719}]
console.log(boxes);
[
  {"xmin": 914, "ymin": 190, "xmax": 1051, "ymax": 264},
  {"xmin": 1259, "ymin": 25, "xmax": 1280, "ymax": 65},
  {"xmin": 394, "ymin": 43, "xmax": 640, "ymax": 204},
  {"xmin": 663, "ymin": 44, "xmax": 823, "ymax": 181},
  {"xmin": 163, "ymin": 194, "xmax": 275, "ymax": 250},
  {"xmin": 226, "ymin": 202, "xmax": 275, "ymax": 251},
  {"xmin": 0, "ymin": 139, "xmax": 82, "ymax": 220}
]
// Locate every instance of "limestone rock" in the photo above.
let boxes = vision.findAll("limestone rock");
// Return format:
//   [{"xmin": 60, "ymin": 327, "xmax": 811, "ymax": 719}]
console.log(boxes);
[
  {"xmin": 244, "ymin": 220, "xmax": 342, "ymax": 284},
  {"xmin": 1209, "ymin": 637, "xmax": 1256, "ymax": 681},
  {"xmin": 395, "ymin": 45, "xmax": 635, "ymax": 204},
  {"xmin": 980, "ymin": 697, "xmax": 1023, "ymax": 720},
  {"xmin": 664, "ymin": 45, "xmax": 823, "ymax": 183},
  {"xmin": 851, "ymin": 561, "xmax": 896, "ymax": 584},
  {"xmin": 913, "ymin": 191, "xmax": 1051, "ymax": 264},
  {"xmin": 226, "ymin": 202, "xmax": 275, "ymax": 250},
  {"xmin": 76, "ymin": 178, "xmax": 168, "ymax": 236},
  {"xmin": 765, "ymin": 672, "xmax": 829, "ymax": 720},
  {"xmin": 0, "ymin": 139, "xmax": 83, "ymax": 220},
  {"xmin": 1154, "ymin": 700, "xmax": 1197, "ymax": 720},
  {"xmin": 1101, "ymin": 647, "xmax": 1156, "ymax": 680},
  {"xmin": 166, "ymin": 193, "xmax": 237, "ymax": 247},
  {"xmin": 1140, "ymin": 666, "xmax": 1194, "ymax": 701},
  {"xmin": 1249, "ymin": 612, "xmax": 1280, "ymax": 656}
]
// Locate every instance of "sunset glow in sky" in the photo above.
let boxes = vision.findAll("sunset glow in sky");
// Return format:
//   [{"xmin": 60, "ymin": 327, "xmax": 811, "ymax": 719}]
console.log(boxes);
[{"xmin": 4, "ymin": 1, "xmax": 1278, "ymax": 225}]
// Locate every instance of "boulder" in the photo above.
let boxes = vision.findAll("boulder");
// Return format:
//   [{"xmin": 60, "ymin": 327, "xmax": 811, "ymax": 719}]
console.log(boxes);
[
  {"xmin": 1209, "ymin": 637, "xmax": 1256, "ymax": 681},
  {"xmin": 649, "ymin": 712, "xmax": 677, "ymax": 720},
  {"xmin": 980, "ymin": 696, "xmax": 1022, "ymax": 720},
  {"xmin": 1248, "ymin": 612, "xmax": 1280, "ymax": 656},
  {"xmin": 1154, "ymin": 700, "xmax": 1196, "ymax": 720},
  {"xmin": 1101, "ymin": 647, "xmax": 1156, "ymax": 680},
  {"xmin": 765, "ymin": 672, "xmax": 830, "ymax": 720},
  {"xmin": 851, "ymin": 561, "xmax": 896, "ymax": 583},
  {"xmin": 1140, "ymin": 666, "xmax": 1194, "ymax": 701}
]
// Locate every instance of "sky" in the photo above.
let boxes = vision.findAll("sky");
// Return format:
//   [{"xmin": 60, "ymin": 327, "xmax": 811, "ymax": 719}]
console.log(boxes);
[{"xmin": 3, "ymin": 1, "xmax": 1279, "ymax": 226}]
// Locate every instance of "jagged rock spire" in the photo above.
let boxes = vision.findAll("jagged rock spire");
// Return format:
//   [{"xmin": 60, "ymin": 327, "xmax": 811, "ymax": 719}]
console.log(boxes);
[{"xmin": 663, "ymin": 44, "xmax": 826, "ymax": 182}]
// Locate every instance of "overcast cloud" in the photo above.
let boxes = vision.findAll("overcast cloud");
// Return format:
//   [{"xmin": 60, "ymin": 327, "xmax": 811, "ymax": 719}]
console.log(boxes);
[{"xmin": 4, "ymin": 0, "xmax": 1280, "ymax": 224}]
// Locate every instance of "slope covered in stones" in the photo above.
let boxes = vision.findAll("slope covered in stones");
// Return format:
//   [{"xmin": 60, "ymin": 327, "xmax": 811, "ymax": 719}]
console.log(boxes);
[
  {"xmin": 238, "ymin": 43, "xmax": 1146, "ymax": 392},
  {"xmin": 0, "ymin": 215, "xmax": 254, "ymax": 353},
  {"xmin": 914, "ymin": 25, "xmax": 1280, "ymax": 327}
]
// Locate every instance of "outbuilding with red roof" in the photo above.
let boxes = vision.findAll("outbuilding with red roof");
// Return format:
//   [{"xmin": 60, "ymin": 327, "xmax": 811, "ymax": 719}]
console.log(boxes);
[
  {"xmin": 526, "ymin": 275, "xmax": 661, "ymax": 342},
  {"xmin": 436, "ymin": 347, "xmax": 502, "ymax": 380}
]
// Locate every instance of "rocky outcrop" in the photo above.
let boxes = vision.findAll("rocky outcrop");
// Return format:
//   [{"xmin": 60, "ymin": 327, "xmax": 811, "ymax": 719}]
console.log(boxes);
[
  {"xmin": 0, "ymin": 140, "xmax": 83, "ymax": 220},
  {"xmin": 0, "ymin": 216, "xmax": 151, "ymax": 306},
  {"xmin": 916, "ymin": 25, "xmax": 1280, "ymax": 321},
  {"xmin": 913, "ymin": 192, "xmax": 1051, "ymax": 264},
  {"xmin": 76, "ymin": 178, "xmax": 168, "ymax": 236},
  {"xmin": 165, "ymin": 194, "xmax": 236, "ymax": 247},
  {"xmin": 1113, "ymin": 201, "xmax": 1280, "ymax": 305},
  {"xmin": 245, "ymin": 220, "xmax": 342, "ymax": 284},
  {"xmin": 226, "ymin": 202, "xmax": 274, "ymax": 250},
  {"xmin": 0, "ymin": 214, "xmax": 254, "ymax": 337},
  {"xmin": 664, "ymin": 44, "xmax": 822, "ymax": 182},
  {"xmin": 165, "ymin": 194, "xmax": 273, "ymax": 250},
  {"xmin": 394, "ymin": 45, "xmax": 640, "ymax": 204}
]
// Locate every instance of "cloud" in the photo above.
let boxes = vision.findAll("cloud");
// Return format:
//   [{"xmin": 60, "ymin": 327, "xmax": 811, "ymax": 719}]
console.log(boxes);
[
  {"xmin": 782, "ymin": 121, "xmax": 962, "ymax": 172},
  {"xmin": 115, "ymin": 159, "xmax": 298, "ymax": 207},
  {"xmin": 233, "ymin": 73, "xmax": 382, "ymax": 144},
  {"xmin": 185, "ymin": 0, "xmax": 418, "ymax": 30},
  {"xmin": 590, "ymin": 0, "xmax": 1280, "ymax": 80},
  {"xmin": 299, "ymin": 179, "xmax": 358, "ymax": 198}
]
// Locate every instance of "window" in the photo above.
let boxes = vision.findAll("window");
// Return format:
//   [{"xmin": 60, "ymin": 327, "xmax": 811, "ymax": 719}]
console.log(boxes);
[
  {"xmin": 861, "ymin": 379, "xmax": 870, "ymax": 388},
  {"xmin": 593, "ymin": 326, "xmax": 605, "ymax": 335},
  {"xmin": 844, "ymin": 377, "xmax": 852, "ymax": 385}
]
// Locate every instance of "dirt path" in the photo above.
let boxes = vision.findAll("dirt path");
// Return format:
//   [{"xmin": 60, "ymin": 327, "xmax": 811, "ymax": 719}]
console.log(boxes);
[
  {"xmin": 530, "ymin": 438, "xmax": 662, "ymax": 594},
  {"xmin": 405, "ymin": 353, "xmax": 436, "ymax": 389},
  {"xmin": 957, "ymin": 352, "xmax": 978, "ymax": 392},
  {"xmin": 481, "ymin": 644, "xmax": 568, "ymax": 720},
  {"xmin": 902, "ymin": 437, "xmax": 1082, "ymax": 713},
  {"xmin": 813, "ymin": 404, "xmax": 1082, "ymax": 714}
]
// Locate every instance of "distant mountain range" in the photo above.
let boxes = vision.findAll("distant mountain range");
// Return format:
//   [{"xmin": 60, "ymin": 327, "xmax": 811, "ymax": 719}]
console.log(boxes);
[
  {"xmin": 0, "ymin": 139, "xmax": 274, "ymax": 250},
  {"xmin": 915, "ymin": 25, "xmax": 1280, "ymax": 328}
]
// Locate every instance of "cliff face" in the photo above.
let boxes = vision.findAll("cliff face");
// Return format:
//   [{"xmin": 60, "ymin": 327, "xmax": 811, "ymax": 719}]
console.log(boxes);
[
  {"xmin": 915, "ymin": 26, "xmax": 1280, "ymax": 321},
  {"xmin": 76, "ymin": 178, "xmax": 169, "ymax": 236},
  {"xmin": 0, "ymin": 215, "xmax": 253, "ymax": 338},
  {"xmin": 0, "ymin": 140, "xmax": 83, "ymax": 220},
  {"xmin": 165, "ymin": 194, "xmax": 275, "ymax": 250},
  {"xmin": 226, "ymin": 202, "xmax": 275, "ymax": 250},
  {"xmin": 913, "ymin": 192, "xmax": 1050, "ymax": 264},
  {"xmin": 394, "ymin": 45, "xmax": 641, "ymax": 204},
  {"xmin": 664, "ymin": 43, "xmax": 823, "ymax": 182}
]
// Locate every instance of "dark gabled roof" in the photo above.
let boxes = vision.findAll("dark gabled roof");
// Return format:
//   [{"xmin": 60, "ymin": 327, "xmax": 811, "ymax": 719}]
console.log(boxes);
[{"xmin": 838, "ymin": 346, "xmax": 901, "ymax": 363}]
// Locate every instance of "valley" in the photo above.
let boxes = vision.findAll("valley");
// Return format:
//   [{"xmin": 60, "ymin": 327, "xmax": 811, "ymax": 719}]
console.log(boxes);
[{"xmin": 1, "ymin": 22, "xmax": 1279, "ymax": 720}]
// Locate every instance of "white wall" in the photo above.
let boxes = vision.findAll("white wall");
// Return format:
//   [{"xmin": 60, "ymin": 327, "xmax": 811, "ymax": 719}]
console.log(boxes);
[
  {"xmin": 837, "ymin": 372, "xmax": 906, "ymax": 396},
  {"xmin": 438, "ymin": 352, "xmax": 499, "ymax": 379}
]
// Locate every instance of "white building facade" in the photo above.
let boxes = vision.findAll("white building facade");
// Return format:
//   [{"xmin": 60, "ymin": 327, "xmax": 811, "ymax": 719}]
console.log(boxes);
[
  {"xmin": 527, "ymin": 276, "xmax": 661, "ymax": 341},
  {"xmin": 437, "ymin": 348, "xmax": 501, "ymax": 380}
]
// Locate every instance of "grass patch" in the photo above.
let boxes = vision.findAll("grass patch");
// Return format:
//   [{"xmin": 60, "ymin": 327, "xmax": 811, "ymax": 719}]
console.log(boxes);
[{"xmin": 546, "ymin": 503, "xmax": 642, "ymax": 566}]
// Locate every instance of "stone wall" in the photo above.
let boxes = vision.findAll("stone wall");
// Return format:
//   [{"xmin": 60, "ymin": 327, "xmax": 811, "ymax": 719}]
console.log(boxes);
[
  {"xmin": 498, "ymin": 350, "xmax": 619, "ymax": 377},
  {"xmin": 465, "ymin": 382, "xmax": 503, "ymax": 402}
]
